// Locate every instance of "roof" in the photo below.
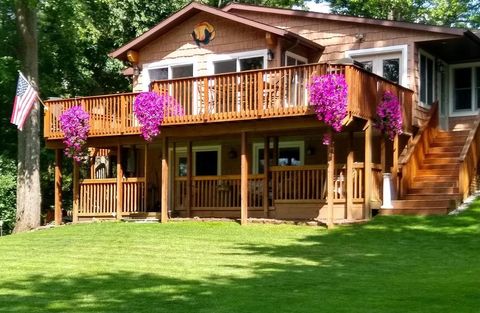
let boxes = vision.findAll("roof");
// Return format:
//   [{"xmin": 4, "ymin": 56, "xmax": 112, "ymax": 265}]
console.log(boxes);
[
  {"xmin": 109, "ymin": 2, "xmax": 324, "ymax": 61},
  {"xmin": 223, "ymin": 3, "xmax": 469, "ymax": 37}
]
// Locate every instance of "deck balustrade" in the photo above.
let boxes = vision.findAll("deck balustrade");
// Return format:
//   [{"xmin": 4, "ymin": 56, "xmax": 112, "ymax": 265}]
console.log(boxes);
[{"xmin": 44, "ymin": 63, "xmax": 413, "ymax": 139}]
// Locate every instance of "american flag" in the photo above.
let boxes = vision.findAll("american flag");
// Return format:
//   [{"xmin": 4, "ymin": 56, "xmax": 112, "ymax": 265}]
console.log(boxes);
[{"xmin": 10, "ymin": 72, "xmax": 38, "ymax": 131}]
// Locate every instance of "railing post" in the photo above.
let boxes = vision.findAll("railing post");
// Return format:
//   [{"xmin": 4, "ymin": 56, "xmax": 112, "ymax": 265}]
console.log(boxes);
[
  {"xmin": 121, "ymin": 95, "xmax": 126, "ymax": 133},
  {"xmin": 257, "ymin": 71, "xmax": 264, "ymax": 117},
  {"xmin": 392, "ymin": 134, "xmax": 399, "ymax": 199},
  {"xmin": 44, "ymin": 102, "xmax": 51, "ymax": 138},
  {"xmin": 263, "ymin": 136, "xmax": 269, "ymax": 218},
  {"xmin": 346, "ymin": 132, "xmax": 354, "ymax": 220},
  {"xmin": 326, "ymin": 130, "xmax": 335, "ymax": 228},
  {"xmin": 203, "ymin": 77, "xmax": 209, "ymax": 121},
  {"xmin": 72, "ymin": 160, "xmax": 79, "ymax": 223},
  {"xmin": 364, "ymin": 120, "xmax": 373, "ymax": 219},
  {"xmin": 116, "ymin": 144, "xmax": 123, "ymax": 220},
  {"xmin": 187, "ymin": 140, "xmax": 192, "ymax": 217},
  {"xmin": 144, "ymin": 143, "xmax": 148, "ymax": 212},
  {"xmin": 54, "ymin": 149, "xmax": 62, "ymax": 225},
  {"xmin": 161, "ymin": 137, "xmax": 169, "ymax": 223},
  {"xmin": 241, "ymin": 132, "xmax": 248, "ymax": 225}
]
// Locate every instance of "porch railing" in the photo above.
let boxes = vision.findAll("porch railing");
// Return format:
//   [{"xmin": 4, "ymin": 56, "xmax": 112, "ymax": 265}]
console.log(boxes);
[
  {"xmin": 44, "ymin": 63, "xmax": 413, "ymax": 139},
  {"xmin": 458, "ymin": 119, "xmax": 480, "ymax": 200},
  {"xmin": 78, "ymin": 177, "xmax": 146, "ymax": 216}
]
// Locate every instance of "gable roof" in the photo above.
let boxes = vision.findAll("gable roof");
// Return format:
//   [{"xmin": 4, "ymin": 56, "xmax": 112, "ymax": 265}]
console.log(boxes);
[
  {"xmin": 109, "ymin": 2, "xmax": 324, "ymax": 61},
  {"xmin": 223, "ymin": 3, "xmax": 469, "ymax": 37}
]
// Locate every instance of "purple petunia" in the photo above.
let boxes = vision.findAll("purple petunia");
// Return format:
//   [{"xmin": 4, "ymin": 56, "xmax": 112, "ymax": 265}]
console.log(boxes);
[
  {"xmin": 59, "ymin": 106, "xmax": 90, "ymax": 163},
  {"xmin": 375, "ymin": 91, "xmax": 403, "ymax": 140}
]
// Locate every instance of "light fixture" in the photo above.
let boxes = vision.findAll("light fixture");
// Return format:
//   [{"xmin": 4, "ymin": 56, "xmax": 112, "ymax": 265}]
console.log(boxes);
[
  {"xmin": 267, "ymin": 49, "xmax": 274, "ymax": 61},
  {"xmin": 228, "ymin": 148, "xmax": 237, "ymax": 159},
  {"xmin": 354, "ymin": 33, "xmax": 365, "ymax": 42},
  {"xmin": 306, "ymin": 146, "xmax": 315, "ymax": 156},
  {"xmin": 127, "ymin": 50, "xmax": 139, "ymax": 64}
]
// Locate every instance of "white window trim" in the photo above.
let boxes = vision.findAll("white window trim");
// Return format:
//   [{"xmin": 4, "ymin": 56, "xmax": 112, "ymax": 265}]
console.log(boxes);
[
  {"xmin": 207, "ymin": 49, "xmax": 268, "ymax": 75},
  {"xmin": 142, "ymin": 57, "xmax": 199, "ymax": 91},
  {"xmin": 171, "ymin": 145, "xmax": 222, "ymax": 176},
  {"xmin": 449, "ymin": 62, "xmax": 480, "ymax": 117},
  {"xmin": 418, "ymin": 49, "xmax": 436, "ymax": 108},
  {"xmin": 345, "ymin": 45, "xmax": 408, "ymax": 87},
  {"xmin": 285, "ymin": 51, "xmax": 308, "ymax": 65},
  {"xmin": 252, "ymin": 140, "xmax": 305, "ymax": 174}
]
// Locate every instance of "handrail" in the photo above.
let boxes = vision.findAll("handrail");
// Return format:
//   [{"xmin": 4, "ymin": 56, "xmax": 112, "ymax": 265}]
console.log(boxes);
[
  {"xmin": 458, "ymin": 118, "xmax": 480, "ymax": 200},
  {"xmin": 397, "ymin": 101, "xmax": 439, "ymax": 197}
]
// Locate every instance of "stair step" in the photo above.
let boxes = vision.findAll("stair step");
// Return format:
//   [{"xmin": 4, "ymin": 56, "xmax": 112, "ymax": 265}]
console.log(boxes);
[
  {"xmin": 408, "ymin": 187, "xmax": 459, "ymax": 194},
  {"xmin": 423, "ymin": 157, "xmax": 459, "ymax": 164},
  {"xmin": 421, "ymin": 163, "xmax": 459, "ymax": 170},
  {"xmin": 417, "ymin": 169, "xmax": 458, "ymax": 176},
  {"xmin": 414, "ymin": 175, "xmax": 457, "ymax": 182},
  {"xmin": 412, "ymin": 181, "xmax": 457, "ymax": 188},
  {"xmin": 426, "ymin": 152, "xmax": 461, "ymax": 158},
  {"xmin": 429, "ymin": 146, "xmax": 463, "ymax": 153},
  {"xmin": 379, "ymin": 208, "xmax": 449, "ymax": 216},
  {"xmin": 435, "ymin": 131, "xmax": 469, "ymax": 138},
  {"xmin": 404, "ymin": 193, "xmax": 461, "ymax": 201},
  {"xmin": 392, "ymin": 199, "xmax": 452, "ymax": 208}
]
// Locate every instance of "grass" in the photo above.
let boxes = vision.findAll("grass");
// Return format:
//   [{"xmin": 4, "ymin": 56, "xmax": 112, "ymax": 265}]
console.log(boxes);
[{"xmin": 1, "ymin": 202, "xmax": 480, "ymax": 313}]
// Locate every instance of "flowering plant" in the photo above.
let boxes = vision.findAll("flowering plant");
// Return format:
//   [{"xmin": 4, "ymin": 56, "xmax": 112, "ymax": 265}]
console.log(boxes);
[
  {"xmin": 133, "ymin": 92, "xmax": 183, "ymax": 141},
  {"xmin": 59, "ymin": 106, "xmax": 90, "ymax": 163},
  {"xmin": 309, "ymin": 73, "xmax": 348, "ymax": 145},
  {"xmin": 375, "ymin": 91, "xmax": 403, "ymax": 140}
]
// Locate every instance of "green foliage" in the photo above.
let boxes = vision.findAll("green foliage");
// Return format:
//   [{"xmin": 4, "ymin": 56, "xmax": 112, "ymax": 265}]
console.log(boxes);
[
  {"xmin": 0, "ymin": 157, "xmax": 16, "ymax": 234},
  {"xmin": 322, "ymin": 0, "xmax": 480, "ymax": 27}
]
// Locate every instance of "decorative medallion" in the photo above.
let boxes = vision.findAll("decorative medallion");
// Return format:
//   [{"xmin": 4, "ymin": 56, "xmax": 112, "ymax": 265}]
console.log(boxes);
[{"xmin": 192, "ymin": 22, "xmax": 216, "ymax": 46}]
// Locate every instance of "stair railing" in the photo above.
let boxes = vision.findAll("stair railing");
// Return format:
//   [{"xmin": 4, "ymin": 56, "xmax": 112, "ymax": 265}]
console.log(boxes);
[
  {"xmin": 397, "ymin": 102, "xmax": 439, "ymax": 198},
  {"xmin": 458, "ymin": 118, "xmax": 480, "ymax": 201}
]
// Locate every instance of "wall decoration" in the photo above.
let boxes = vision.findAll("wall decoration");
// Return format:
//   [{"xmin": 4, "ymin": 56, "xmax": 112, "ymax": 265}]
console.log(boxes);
[{"xmin": 192, "ymin": 22, "xmax": 216, "ymax": 46}]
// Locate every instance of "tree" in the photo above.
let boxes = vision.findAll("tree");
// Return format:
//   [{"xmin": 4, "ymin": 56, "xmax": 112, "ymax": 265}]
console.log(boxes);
[
  {"xmin": 13, "ymin": 0, "xmax": 41, "ymax": 233},
  {"xmin": 321, "ymin": 0, "xmax": 480, "ymax": 28}
]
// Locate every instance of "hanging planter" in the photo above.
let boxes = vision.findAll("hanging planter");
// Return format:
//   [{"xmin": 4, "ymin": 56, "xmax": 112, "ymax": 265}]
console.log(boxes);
[
  {"xmin": 59, "ymin": 106, "xmax": 90, "ymax": 163},
  {"xmin": 375, "ymin": 91, "xmax": 403, "ymax": 140},
  {"xmin": 308, "ymin": 73, "xmax": 348, "ymax": 145},
  {"xmin": 133, "ymin": 92, "xmax": 183, "ymax": 141}
]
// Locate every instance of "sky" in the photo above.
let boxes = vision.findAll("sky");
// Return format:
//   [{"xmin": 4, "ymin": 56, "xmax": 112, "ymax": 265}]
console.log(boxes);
[{"xmin": 297, "ymin": 1, "xmax": 331, "ymax": 13}]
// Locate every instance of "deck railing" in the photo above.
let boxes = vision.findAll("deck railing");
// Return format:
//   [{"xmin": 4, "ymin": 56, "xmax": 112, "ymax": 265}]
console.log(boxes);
[
  {"xmin": 78, "ymin": 177, "xmax": 146, "ymax": 216},
  {"xmin": 458, "ymin": 119, "xmax": 480, "ymax": 200},
  {"xmin": 44, "ymin": 63, "xmax": 413, "ymax": 139}
]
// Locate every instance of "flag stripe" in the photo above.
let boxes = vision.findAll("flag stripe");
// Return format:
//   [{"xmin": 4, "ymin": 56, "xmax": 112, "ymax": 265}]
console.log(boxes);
[{"xmin": 10, "ymin": 72, "xmax": 38, "ymax": 130}]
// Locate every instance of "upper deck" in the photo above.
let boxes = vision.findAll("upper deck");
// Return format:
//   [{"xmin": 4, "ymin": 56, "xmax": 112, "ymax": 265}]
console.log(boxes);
[{"xmin": 44, "ymin": 63, "xmax": 413, "ymax": 140}]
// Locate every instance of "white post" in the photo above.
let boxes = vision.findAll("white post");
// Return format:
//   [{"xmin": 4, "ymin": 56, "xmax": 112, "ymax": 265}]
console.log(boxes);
[{"xmin": 381, "ymin": 173, "xmax": 393, "ymax": 209}]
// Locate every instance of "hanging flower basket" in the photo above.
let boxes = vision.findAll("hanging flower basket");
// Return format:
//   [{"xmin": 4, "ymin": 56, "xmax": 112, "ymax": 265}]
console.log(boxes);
[
  {"xmin": 308, "ymin": 73, "xmax": 348, "ymax": 145},
  {"xmin": 133, "ymin": 92, "xmax": 183, "ymax": 141},
  {"xmin": 375, "ymin": 91, "xmax": 403, "ymax": 140},
  {"xmin": 59, "ymin": 106, "xmax": 90, "ymax": 163}
]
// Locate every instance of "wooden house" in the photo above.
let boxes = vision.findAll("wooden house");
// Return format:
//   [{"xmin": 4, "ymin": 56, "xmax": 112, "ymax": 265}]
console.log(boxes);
[{"xmin": 45, "ymin": 2, "xmax": 480, "ymax": 225}]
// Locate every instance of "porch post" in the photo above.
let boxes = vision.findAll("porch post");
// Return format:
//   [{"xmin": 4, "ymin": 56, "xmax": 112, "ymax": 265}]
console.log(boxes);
[
  {"xmin": 116, "ymin": 145, "xmax": 123, "ymax": 220},
  {"xmin": 161, "ymin": 137, "xmax": 169, "ymax": 223},
  {"xmin": 364, "ymin": 121, "xmax": 373, "ymax": 219},
  {"xmin": 54, "ymin": 149, "xmax": 62, "ymax": 225},
  {"xmin": 381, "ymin": 136, "xmax": 386, "ymax": 172},
  {"xmin": 187, "ymin": 140, "xmax": 192, "ymax": 217},
  {"xmin": 263, "ymin": 136, "xmax": 269, "ymax": 218},
  {"xmin": 346, "ymin": 132, "xmax": 354, "ymax": 221},
  {"xmin": 241, "ymin": 132, "xmax": 248, "ymax": 225},
  {"xmin": 72, "ymin": 160, "xmax": 79, "ymax": 223},
  {"xmin": 144, "ymin": 144, "xmax": 148, "ymax": 212},
  {"xmin": 172, "ymin": 142, "xmax": 176, "ymax": 216},
  {"xmin": 326, "ymin": 130, "xmax": 335, "ymax": 228},
  {"xmin": 392, "ymin": 134, "xmax": 399, "ymax": 199}
]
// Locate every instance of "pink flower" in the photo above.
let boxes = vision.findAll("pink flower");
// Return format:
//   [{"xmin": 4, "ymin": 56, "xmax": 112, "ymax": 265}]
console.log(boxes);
[
  {"xmin": 375, "ymin": 91, "xmax": 403, "ymax": 140},
  {"xmin": 59, "ymin": 106, "xmax": 90, "ymax": 163}
]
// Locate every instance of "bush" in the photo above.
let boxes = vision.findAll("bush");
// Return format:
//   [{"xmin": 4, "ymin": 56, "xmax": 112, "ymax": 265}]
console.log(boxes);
[{"xmin": 0, "ymin": 156, "xmax": 16, "ymax": 234}]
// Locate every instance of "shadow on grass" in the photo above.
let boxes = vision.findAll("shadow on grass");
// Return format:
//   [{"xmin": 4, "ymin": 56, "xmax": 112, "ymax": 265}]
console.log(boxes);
[{"xmin": 1, "ymin": 203, "xmax": 479, "ymax": 313}]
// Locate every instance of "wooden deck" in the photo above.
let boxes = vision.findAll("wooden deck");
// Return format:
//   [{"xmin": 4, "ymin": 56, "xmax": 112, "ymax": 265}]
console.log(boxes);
[{"xmin": 44, "ymin": 63, "xmax": 413, "ymax": 140}]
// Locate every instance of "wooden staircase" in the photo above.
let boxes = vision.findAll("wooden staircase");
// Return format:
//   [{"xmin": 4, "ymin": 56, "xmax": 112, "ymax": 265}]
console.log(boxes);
[{"xmin": 381, "ymin": 130, "xmax": 469, "ymax": 216}]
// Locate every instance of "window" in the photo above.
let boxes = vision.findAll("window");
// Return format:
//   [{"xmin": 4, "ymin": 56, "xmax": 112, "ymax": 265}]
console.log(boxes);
[
  {"xmin": 420, "ymin": 53, "xmax": 435, "ymax": 106},
  {"xmin": 195, "ymin": 151, "xmax": 218, "ymax": 176},
  {"xmin": 146, "ymin": 63, "xmax": 194, "ymax": 86},
  {"xmin": 213, "ymin": 54, "xmax": 266, "ymax": 74},
  {"xmin": 253, "ymin": 141, "xmax": 304, "ymax": 174},
  {"xmin": 172, "ymin": 146, "xmax": 221, "ymax": 177},
  {"xmin": 285, "ymin": 52, "xmax": 307, "ymax": 66},
  {"xmin": 149, "ymin": 68, "xmax": 168, "ymax": 81},
  {"xmin": 346, "ymin": 45, "xmax": 408, "ymax": 87},
  {"xmin": 451, "ymin": 65, "xmax": 480, "ymax": 115}
]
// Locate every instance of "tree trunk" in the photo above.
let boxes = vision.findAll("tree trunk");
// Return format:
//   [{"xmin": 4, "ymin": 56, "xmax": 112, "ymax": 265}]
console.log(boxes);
[{"xmin": 13, "ymin": 0, "xmax": 41, "ymax": 233}]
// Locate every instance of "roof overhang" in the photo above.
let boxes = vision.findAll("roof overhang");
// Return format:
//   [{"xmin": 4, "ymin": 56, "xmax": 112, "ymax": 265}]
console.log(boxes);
[
  {"xmin": 417, "ymin": 31, "xmax": 480, "ymax": 63},
  {"xmin": 110, "ymin": 2, "xmax": 324, "ymax": 61},
  {"xmin": 223, "ymin": 3, "xmax": 468, "ymax": 37}
]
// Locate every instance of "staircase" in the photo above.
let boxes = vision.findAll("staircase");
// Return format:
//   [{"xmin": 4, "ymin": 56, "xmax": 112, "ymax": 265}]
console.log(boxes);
[{"xmin": 381, "ymin": 130, "xmax": 470, "ymax": 216}]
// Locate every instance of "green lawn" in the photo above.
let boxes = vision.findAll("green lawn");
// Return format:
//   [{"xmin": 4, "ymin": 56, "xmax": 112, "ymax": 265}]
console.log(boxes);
[{"xmin": 1, "ymin": 202, "xmax": 480, "ymax": 313}]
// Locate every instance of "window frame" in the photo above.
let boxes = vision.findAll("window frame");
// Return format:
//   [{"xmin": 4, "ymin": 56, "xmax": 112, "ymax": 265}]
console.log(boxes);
[
  {"xmin": 208, "ymin": 49, "xmax": 268, "ymax": 75},
  {"xmin": 449, "ymin": 62, "xmax": 480, "ymax": 116},
  {"xmin": 285, "ymin": 51, "xmax": 308, "ymax": 66},
  {"xmin": 171, "ymin": 145, "xmax": 222, "ymax": 177},
  {"xmin": 418, "ymin": 49, "xmax": 436, "ymax": 108},
  {"xmin": 143, "ymin": 57, "xmax": 198, "ymax": 91},
  {"xmin": 252, "ymin": 140, "xmax": 305, "ymax": 174}
]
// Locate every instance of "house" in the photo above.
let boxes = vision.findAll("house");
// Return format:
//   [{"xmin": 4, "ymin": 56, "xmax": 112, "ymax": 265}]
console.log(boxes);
[{"xmin": 45, "ymin": 2, "xmax": 480, "ymax": 225}]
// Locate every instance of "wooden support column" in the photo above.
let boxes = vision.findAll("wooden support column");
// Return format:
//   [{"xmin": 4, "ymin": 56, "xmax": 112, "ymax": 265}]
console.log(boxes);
[
  {"xmin": 144, "ymin": 144, "xmax": 148, "ymax": 211},
  {"xmin": 326, "ymin": 130, "xmax": 335, "ymax": 229},
  {"xmin": 346, "ymin": 132, "xmax": 354, "ymax": 221},
  {"xmin": 364, "ymin": 121, "xmax": 373, "ymax": 219},
  {"xmin": 263, "ymin": 136, "xmax": 269, "ymax": 218},
  {"xmin": 172, "ymin": 142, "xmax": 176, "ymax": 216},
  {"xmin": 241, "ymin": 132, "xmax": 248, "ymax": 225},
  {"xmin": 392, "ymin": 134, "xmax": 399, "ymax": 199},
  {"xmin": 272, "ymin": 136, "xmax": 279, "ymax": 166},
  {"xmin": 186, "ymin": 141, "xmax": 192, "ymax": 218},
  {"xmin": 381, "ymin": 136, "xmax": 386, "ymax": 173},
  {"xmin": 72, "ymin": 160, "xmax": 79, "ymax": 223},
  {"xmin": 54, "ymin": 149, "xmax": 62, "ymax": 225},
  {"xmin": 116, "ymin": 145, "xmax": 123, "ymax": 220},
  {"xmin": 161, "ymin": 137, "xmax": 169, "ymax": 223}
]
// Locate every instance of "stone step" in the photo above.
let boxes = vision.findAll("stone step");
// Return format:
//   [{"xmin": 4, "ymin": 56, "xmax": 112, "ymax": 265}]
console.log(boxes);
[{"xmin": 408, "ymin": 186, "xmax": 459, "ymax": 194}]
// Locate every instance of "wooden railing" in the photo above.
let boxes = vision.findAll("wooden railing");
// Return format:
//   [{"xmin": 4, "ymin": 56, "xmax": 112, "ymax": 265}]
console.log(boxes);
[
  {"xmin": 398, "ymin": 102, "xmax": 439, "ymax": 197},
  {"xmin": 175, "ymin": 174, "xmax": 264, "ymax": 209},
  {"xmin": 78, "ymin": 177, "xmax": 146, "ymax": 216},
  {"xmin": 44, "ymin": 63, "xmax": 413, "ymax": 139},
  {"xmin": 458, "ymin": 118, "xmax": 480, "ymax": 200}
]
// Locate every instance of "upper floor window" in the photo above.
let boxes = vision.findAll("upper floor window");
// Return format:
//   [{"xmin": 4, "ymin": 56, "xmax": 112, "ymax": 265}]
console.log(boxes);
[
  {"xmin": 285, "ymin": 51, "xmax": 307, "ymax": 66},
  {"xmin": 213, "ymin": 53, "xmax": 265, "ymax": 74},
  {"xmin": 451, "ymin": 65, "xmax": 480, "ymax": 114},
  {"xmin": 419, "ymin": 52, "xmax": 435, "ymax": 106}
]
